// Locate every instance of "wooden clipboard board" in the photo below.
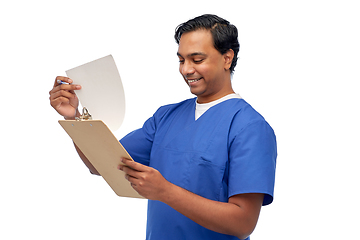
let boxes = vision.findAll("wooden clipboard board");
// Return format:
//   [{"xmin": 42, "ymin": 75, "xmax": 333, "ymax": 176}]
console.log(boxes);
[{"xmin": 59, "ymin": 113, "xmax": 144, "ymax": 199}]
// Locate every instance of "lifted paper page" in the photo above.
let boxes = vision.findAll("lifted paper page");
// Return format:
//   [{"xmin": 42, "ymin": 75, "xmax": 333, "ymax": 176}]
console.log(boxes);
[{"xmin": 66, "ymin": 55, "xmax": 125, "ymax": 132}]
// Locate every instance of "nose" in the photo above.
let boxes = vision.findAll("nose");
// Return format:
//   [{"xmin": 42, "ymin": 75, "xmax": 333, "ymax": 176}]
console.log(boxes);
[{"xmin": 180, "ymin": 61, "xmax": 195, "ymax": 76}]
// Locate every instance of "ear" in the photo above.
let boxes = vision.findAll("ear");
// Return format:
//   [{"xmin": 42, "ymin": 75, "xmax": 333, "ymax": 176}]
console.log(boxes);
[{"xmin": 223, "ymin": 49, "xmax": 234, "ymax": 71}]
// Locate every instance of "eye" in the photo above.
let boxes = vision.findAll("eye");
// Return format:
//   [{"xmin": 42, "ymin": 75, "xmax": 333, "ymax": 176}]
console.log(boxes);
[{"xmin": 193, "ymin": 59, "xmax": 204, "ymax": 64}]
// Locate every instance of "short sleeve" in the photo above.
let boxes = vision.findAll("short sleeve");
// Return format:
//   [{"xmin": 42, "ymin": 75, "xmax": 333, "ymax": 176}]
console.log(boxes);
[
  {"xmin": 119, "ymin": 115, "xmax": 158, "ymax": 166},
  {"xmin": 228, "ymin": 120, "xmax": 277, "ymax": 206},
  {"xmin": 119, "ymin": 105, "xmax": 171, "ymax": 166}
]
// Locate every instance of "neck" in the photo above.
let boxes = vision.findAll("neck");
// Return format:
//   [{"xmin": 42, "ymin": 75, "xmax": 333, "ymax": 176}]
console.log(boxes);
[
  {"xmin": 197, "ymin": 89, "xmax": 235, "ymax": 104},
  {"xmin": 197, "ymin": 75, "xmax": 234, "ymax": 103}
]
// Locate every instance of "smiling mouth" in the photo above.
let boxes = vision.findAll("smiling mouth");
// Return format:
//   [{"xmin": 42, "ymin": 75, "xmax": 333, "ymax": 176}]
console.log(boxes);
[{"xmin": 187, "ymin": 77, "xmax": 203, "ymax": 83}]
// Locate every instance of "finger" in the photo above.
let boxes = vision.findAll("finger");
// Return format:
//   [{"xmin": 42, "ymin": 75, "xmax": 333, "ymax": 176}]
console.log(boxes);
[
  {"xmin": 60, "ymin": 83, "xmax": 81, "ymax": 94},
  {"xmin": 126, "ymin": 173, "xmax": 142, "ymax": 187},
  {"xmin": 121, "ymin": 158, "xmax": 148, "ymax": 172},
  {"xmin": 121, "ymin": 165, "xmax": 140, "ymax": 178},
  {"xmin": 49, "ymin": 82, "xmax": 81, "ymax": 96},
  {"xmin": 50, "ymin": 96, "xmax": 71, "ymax": 108},
  {"xmin": 127, "ymin": 175, "xmax": 139, "ymax": 188},
  {"xmin": 120, "ymin": 158, "xmax": 136, "ymax": 169},
  {"xmin": 49, "ymin": 88, "xmax": 77, "ymax": 101},
  {"xmin": 54, "ymin": 76, "xmax": 72, "ymax": 87}
]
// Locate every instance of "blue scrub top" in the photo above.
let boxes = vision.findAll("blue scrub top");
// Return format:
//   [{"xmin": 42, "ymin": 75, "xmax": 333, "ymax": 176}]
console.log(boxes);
[{"xmin": 120, "ymin": 98, "xmax": 277, "ymax": 240}]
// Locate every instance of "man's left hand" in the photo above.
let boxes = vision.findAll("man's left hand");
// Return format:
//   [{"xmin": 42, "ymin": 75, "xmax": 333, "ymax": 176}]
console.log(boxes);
[{"xmin": 118, "ymin": 158, "xmax": 171, "ymax": 201}]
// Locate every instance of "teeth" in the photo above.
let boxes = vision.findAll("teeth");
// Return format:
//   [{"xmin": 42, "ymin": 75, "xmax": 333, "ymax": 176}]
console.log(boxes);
[{"xmin": 188, "ymin": 78, "xmax": 201, "ymax": 83}]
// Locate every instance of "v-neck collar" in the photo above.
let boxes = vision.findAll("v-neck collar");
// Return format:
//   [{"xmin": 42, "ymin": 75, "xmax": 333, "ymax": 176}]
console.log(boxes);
[
  {"xmin": 157, "ymin": 97, "xmax": 245, "ymax": 153},
  {"xmin": 195, "ymin": 93, "xmax": 242, "ymax": 121}
]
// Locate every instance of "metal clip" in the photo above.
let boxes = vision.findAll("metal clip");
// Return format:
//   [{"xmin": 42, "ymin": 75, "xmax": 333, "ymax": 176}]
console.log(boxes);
[{"xmin": 76, "ymin": 107, "xmax": 92, "ymax": 121}]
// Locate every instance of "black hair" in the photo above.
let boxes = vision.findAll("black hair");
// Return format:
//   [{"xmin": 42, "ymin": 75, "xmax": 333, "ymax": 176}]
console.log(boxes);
[{"xmin": 175, "ymin": 14, "xmax": 240, "ymax": 73}]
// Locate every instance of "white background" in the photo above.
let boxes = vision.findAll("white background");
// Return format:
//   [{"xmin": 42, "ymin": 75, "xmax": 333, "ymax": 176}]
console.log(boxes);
[{"xmin": 1, "ymin": 0, "xmax": 359, "ymax": 239}]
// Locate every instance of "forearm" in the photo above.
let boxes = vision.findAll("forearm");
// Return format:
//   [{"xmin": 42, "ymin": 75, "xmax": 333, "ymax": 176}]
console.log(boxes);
[
  {"xmin": 62, "ymin": 109, "xmax": 100, "ymax": 175},
  {"xmin": 73, "ymin": 142, "xmax": 100, "ymax": 176},
  {"xmin": 160, "ymin": 183, "xmax": 259, "ymax": 239},
  {"xmin": 119, "ymin": 158, "xmax": 262, "ymax": 239}
]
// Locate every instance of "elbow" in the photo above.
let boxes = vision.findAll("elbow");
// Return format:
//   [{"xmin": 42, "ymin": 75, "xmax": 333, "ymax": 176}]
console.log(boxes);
[
  {"xmin": 232, "ymin": 220, "xmax": 257, "ymax": 240},
  {"xmin": 90, "ymin": 170, "xmax": 101, "ymax": 176},
  {"xmin": 236, "ymin": 231, "xmax": 253, "ymax": 240},
  {"xmin": 234, "ymin": 229, "xmax": 253, "ymax": 240}
]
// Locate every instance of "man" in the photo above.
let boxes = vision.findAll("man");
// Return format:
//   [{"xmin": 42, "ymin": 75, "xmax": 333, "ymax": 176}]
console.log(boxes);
[{"xmin": 49, "ymin": 14, "xmax": 277, "ymax": 240}]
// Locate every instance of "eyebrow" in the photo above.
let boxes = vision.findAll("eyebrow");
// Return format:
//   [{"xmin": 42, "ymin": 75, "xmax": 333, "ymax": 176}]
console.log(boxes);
[{"xmin": 177, "ymin": 52, "xmax": 207, "ymax": 58}]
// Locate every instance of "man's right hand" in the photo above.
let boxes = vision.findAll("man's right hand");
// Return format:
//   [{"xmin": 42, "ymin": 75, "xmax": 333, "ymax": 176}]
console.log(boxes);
[{"xmin": 49, "ymin": 76, "xmax": 82, "ymax": 119}]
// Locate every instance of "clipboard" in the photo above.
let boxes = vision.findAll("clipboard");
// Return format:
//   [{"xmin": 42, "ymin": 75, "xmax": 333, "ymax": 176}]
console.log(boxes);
[{"xmin": 59, "ymin": 108, "xmax": 144, "ymax": 199}]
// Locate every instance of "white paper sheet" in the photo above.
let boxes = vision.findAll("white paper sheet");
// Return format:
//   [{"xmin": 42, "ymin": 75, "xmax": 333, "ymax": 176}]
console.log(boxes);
[{"xmin": 66, "ymin": 55, "xmax": 125, "ymax": 132}]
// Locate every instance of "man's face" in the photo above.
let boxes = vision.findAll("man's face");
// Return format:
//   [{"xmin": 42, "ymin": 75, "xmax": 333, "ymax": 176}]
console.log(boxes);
[{"xmin": 177, "ymin": 29, "xmax": 232, "ymax": 103}]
